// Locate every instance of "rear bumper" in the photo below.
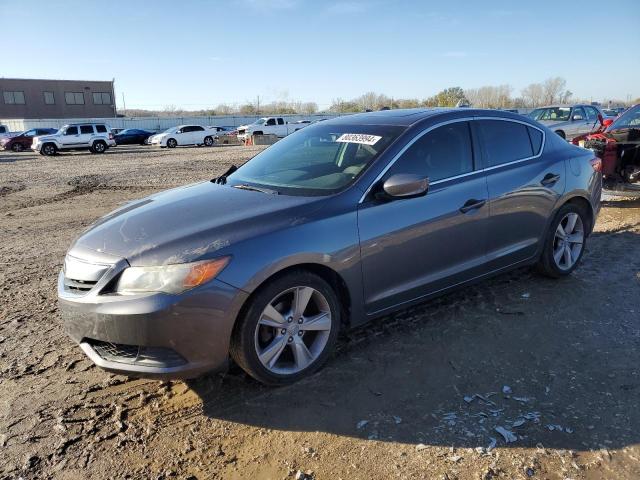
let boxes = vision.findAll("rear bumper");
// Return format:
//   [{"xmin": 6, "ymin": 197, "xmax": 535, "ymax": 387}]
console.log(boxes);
[{"xmin": 59, "ymin": 272, "xmax": 248, "ymax": 379}]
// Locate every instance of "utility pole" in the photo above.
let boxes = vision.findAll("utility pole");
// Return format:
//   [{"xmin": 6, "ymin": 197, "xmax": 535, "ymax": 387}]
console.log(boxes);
[
  {"xmin": 256, "ymin": 95, "xmax": 260, "ymax": 115},
  {"xmin": 122, "ymin": 92, "xmax": 127, "ymax": 117}
]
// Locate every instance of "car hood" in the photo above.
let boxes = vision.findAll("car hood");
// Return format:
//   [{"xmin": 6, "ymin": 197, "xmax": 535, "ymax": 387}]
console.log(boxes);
[
  {"xmin": 34, "ymin": 134, "xmax": 59, "ymax": 142},
  {"xmin": 71, "ymin": 181, "xmax": 321, "ymax": 266}
]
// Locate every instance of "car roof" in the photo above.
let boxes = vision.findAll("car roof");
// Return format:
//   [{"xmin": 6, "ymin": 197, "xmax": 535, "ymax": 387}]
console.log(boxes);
[
  {"xmin": 322, "ymin": 108, "xmax": 529, "ymax": 127},
  {"xmin": 535, "ymin": 104, "xmax": 598, "ymax": 109}
]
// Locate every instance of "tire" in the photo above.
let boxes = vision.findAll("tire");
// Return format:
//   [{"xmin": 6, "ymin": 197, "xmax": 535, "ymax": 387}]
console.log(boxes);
[
  {"xmin": 555, "ymin": 130, "xmax": 566, "ymax": 140},
  {"xmin": 230, "ymin": 270, "xmax": 341, "ymax": 385},
  {"xmin": 204, "ymin": 136, "xmax": 214, "ymax": 147},
  {"xmin": 166, "ymin": 138, "xmax": 177, "ymax": 148},
  {"xmin": 536, "ymin": 203, "xmax": 588, "ymax": 278},
  {"xmin": 41, "ymin": 143, "xmax": 57, "ymax": 156},
  {"xmin": 91, "ymin": 141, "xmax": 107, "ymax": 154},
  {"xmin": 11, "ymin": 143, "xmax": 24, "ymax": 152}
]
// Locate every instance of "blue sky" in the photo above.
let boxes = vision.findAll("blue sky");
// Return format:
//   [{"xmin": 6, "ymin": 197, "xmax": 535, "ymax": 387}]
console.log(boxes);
[{"xmin": 2, "ymin": 0, "xmax": 639, "ymax": 110}]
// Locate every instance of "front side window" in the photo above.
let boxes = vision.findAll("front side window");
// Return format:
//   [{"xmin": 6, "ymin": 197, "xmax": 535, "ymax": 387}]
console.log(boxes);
[
  {"xmin": 80, "ymin": 125, "xmax": 94, "ymax": 134},
  {"xmin": 92, "ymin": 92, "xmax": 111, "ymax": 104},
  {"xmin": 3, "ymin": 91, "xmax": 25, "ymax": 104},
  {"xmin": 65, "ymin": 126, "xmax": 78, "ymax": 135},
  {"xmin": 43, "ymin": 91, "xmax": 55, "ymax": 104},
  {"xmin": 572, "ymin": 107, "xmax": 586, "ymax": 120},
  {"xmin": 386, "ymin": 122, "xmax": 474, "ymax": 182},
  {"xmin": 23, "ymin": 129, "xmax": 37, "ymax": 137},
  {"xmin": 266, "ymin": 119, "xmax": 276, "ymax": 126},
  {"xmin": 477, "ymin": 120, "xmax": 534, "ymax": 167},
  {"xmin": 65, "ymin": 92, "xmax": 85, "ymax": 105},
  {"xmin": 227, "ymin": 124, "xmax": 404, "ymax": 195}
]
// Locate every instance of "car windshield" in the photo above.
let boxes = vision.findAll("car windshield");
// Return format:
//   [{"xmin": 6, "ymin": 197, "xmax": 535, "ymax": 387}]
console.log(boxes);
[
  {"xmin": 119, "ymin": 129, "xmax": 131, "ymax": 134},
  {"xmin": 609, "ymin": 105, "xmax": 640, "ymax": 130},
  {"xmin": 531, "ymin": 107, "xmax": 572, "ymax": 122},
  {"xmin": 252, "ymin": 118, "xmax": 267, "ymax": 125},
  {"xmin": 162, "ymin": 127, "xmax": 178, "ymax": 134},
  {"xmin": 226, "ymin": 123, "xmax": 405, "ymax": 196}
]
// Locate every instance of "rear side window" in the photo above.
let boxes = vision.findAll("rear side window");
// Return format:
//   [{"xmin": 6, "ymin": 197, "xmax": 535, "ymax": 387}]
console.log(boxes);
[
  {"xmin": 95, "ymin": 125, "xmax": 107, "ymax": 133},
  {"xmin": 388, "ymin": 121, "xmax": 474, "ymax": 182},
  {"xmin": 277, "ymin": 118, "xmax": 284, "ymax": 125},
  {"xmin": 527, "ymin": 126, "xmax": 543, "ymax": 155},
  {"xmin": 80, "ymin": 125, "xmax": 94, "ymax": 134},
  {"xmin": 477, "ymin": 120, "xmax": 534, "ymax": 167},
  {"xmin": 192, "ymin": 126, "xmax": 204, "ymax": 131}
]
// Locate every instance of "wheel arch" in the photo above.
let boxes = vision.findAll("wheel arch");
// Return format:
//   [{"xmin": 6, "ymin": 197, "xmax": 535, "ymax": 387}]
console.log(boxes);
[
  {"xmin": 555, "ymin": 193, "xmax": 595, "ymax": 235},
  {"xmin": 234, "ymin": 262, "xmax": 353, "ymax": 332}
]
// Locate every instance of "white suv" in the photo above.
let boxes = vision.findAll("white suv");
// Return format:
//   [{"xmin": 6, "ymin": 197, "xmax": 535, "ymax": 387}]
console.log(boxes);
[{"xmin": 32, "ymin": 123, "xmax": 116, "ymax": 155}]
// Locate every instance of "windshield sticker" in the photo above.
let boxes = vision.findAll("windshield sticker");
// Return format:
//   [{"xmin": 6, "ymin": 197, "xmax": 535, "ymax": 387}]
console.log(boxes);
[{"xmin": 336, "ymin": 133, "xmax": 382, "ymax": 145}]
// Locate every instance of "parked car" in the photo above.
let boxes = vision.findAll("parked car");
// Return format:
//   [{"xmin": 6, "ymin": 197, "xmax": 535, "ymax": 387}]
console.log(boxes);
[
  {"xmin": 31, "ymin": 124, "xmax": 116, "ymax": 155},
  {"xmin": 114, "ymin": 129, "xmax": 154, "ymax": 145},
  {"xmin": 148, "ymin": 125, "xmax": 215, "ymax": 148},
  {"xmin": 528, "ymin": 104, "xmax": 604, "ymax": 140},
  {"xmin": 0, "ymin": 125, "xmax": 9, "ymax": 135},
  {"xmin": 58, "ymin": 109, "xmax": 601, "ymax": 384},
  {"xmin": 0, "ymin": 128, "xmax": 57, "ymax": 152},
  {"xmin": 236, "ymin": 117, "xmax": 308, "ymax": 141},
  {"xmin": 573, "ymin": 104, "xmax": 640, "ymax": 195},
  {"xmin": 111, "ymin": 128, "xmax": 125, "ymax": 135}
]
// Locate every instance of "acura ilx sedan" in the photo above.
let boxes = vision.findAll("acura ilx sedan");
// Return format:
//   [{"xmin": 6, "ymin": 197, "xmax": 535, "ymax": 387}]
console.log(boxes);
[{"xmin": 58, "ymin": 109, "xmax": 602, "ymax": 385}]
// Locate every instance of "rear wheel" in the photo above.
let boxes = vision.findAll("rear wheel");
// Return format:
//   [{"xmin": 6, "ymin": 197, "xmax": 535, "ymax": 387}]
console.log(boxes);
[
  {"xmin": 91, "ymin": 141, "xmax": 107, "ymax": 153},
  {"xmin": 166, "ymin": 138, "xmax": 177, "ymax": 148},
  {"xmin": 11, "ymin": 143, "xmax": 24, "ymax": 152},
  {"xmin": 230, "ymin": 271, "xmax": 340, "ymax": 385},
  {"xmin": 204, "ymin": 136, "xmax": 214, "ymax": 147},
  {"xmin": 536, "ymin": 203, "xmax": 587, "ymax": 278},
  {"xmin": 41, "ymin": 143, "xmax": 57, "ymax": 156}
]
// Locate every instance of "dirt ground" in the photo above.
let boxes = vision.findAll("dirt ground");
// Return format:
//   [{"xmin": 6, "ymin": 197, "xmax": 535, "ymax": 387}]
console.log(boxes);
[{"xmin": 1, "ymin": 145, "xmax": 639, "ymax": 480}]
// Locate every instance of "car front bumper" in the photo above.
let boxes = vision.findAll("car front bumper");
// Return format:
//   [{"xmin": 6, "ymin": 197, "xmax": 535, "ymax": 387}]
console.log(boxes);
[{"xmin": 58, "ymin": 267, "xmax": 248, "ymax": 379}]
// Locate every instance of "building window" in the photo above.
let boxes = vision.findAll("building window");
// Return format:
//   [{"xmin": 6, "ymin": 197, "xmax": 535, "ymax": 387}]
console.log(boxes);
[
  {"xmin": 3, "ymin": 91, "xmax": 25, "ymax": 104},
  {"xmin": 65, "ymin": 92, "xmax": 85, "ymax": 105},
  {"xmin": 43, "ymin": 91, "xmax": 55, "ymax": 104},
  {"xmin": 92, "ymin": 92, "xmax": 112, "ymax": 105}
]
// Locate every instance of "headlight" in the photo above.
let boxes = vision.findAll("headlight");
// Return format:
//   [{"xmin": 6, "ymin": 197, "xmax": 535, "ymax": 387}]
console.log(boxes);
[{"xmin": 115, "ymin": 257, "xmax": 230, "ymax": 295}]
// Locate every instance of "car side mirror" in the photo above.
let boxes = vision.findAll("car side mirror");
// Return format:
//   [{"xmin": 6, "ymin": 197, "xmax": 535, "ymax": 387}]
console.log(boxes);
[
  {"xmin": 572, "ymin": 114, "xmax": 583, "ymax": 121},
  {"xmin": 381, "ymin": 174, "xmax": 429, "ymax": 199}
]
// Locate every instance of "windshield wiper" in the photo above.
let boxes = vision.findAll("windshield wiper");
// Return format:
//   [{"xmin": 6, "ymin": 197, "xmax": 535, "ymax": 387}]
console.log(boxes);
[
  {"xmin": 232, "ymin": 184, "xmax": 279, "ymax": 195},
  {"xmin": 212, "ymin": 165, "xmax": 238, "ymax": 184}
]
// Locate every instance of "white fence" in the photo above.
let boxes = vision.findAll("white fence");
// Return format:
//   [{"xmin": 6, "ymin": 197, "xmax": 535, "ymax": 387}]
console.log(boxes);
[{"xmin": 0, "ymin": 114, "xmax": 343, "ymax": 133}]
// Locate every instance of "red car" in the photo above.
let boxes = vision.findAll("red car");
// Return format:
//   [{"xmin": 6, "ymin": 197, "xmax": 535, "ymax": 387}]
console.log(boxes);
[
  {"xmin": 573, "ymin": 105, "xmax": 640, "ymax": 195},
  {"xmin": 0, "ymin": 128, "xmax": 57, "ymax": 152}
]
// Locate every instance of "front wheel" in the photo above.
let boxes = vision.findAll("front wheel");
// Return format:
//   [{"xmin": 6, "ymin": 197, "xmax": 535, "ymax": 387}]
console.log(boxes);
[
  {"xmin": 41, "ymin": 143, "xmax": 57, "ymax": 156},
  {"xmin": 11, "ymin": 143, "xmax": 24, "ymax": 152},
  {"xmin": 166, "ymin": 138, "xmax": 177, "ymax": 148},
  {"xmin": 230, "ymin": 271, "xmax": 340, "ymax": 385},
  {"xmin": 536, "ymin": 203, "xmax": 588, "ymax": 278},
  {"xmin": 204, "ymin": 136, "xmax": 214, "ymax": 147}
]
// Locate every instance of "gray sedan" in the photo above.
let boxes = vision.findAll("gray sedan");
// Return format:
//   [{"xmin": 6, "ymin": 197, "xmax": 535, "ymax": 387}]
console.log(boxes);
[
  {"xmin": 528, "ymin": 104, "xmax": 604, "ymax": 140},
  {"xmin": 58, "ymin": 109, "xmax": 602, "ymax": 385}
]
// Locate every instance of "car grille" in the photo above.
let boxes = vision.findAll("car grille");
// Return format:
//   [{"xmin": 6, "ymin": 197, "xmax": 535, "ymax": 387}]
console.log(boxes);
[
  {"xmin": 88, "ymin": 339, "xmax": 187, "ymax": 367},
  {"xmin": 237, "ymin": 129, "xmax": 245, "ymax": 134},
  {"xmin": 62, "ymin": 255, "xmax": 112, "ymax": 295}
]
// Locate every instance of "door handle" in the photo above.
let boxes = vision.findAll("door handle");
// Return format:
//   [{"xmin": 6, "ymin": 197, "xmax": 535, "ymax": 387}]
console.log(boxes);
[
  {"xmin": 541, "ymin": 173, "xmax": 560, "ymax": 187},
  {"xmin": 459, "ymin": 199, "xmax": 486, "ymax": 213}
]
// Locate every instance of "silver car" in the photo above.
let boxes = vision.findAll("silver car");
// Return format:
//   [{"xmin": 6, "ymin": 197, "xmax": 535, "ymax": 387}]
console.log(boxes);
[{"xmin": 528, "ymin": 104, "xmax": 604, "ymax": 141}]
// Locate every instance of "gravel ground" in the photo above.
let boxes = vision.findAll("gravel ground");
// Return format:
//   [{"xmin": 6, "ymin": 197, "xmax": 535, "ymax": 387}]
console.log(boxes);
[{"xmin": 1, "ymin": 145, "xmax": 639, "ymax": 480}]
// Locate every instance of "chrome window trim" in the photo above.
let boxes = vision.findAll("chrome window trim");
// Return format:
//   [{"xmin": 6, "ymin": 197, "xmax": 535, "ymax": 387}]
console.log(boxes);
[{"xmin": 358, "ymin": 116, "xmax": 546, "ymax": 203}]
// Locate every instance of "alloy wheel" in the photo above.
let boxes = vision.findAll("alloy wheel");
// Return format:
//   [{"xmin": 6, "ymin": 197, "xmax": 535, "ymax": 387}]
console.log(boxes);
[
  {"xmin": 553, "ymin": 212, "xmax": 584, "ymax": 270},
  {"xmin": 12, "ymin": 143, "xmax": 23, "ymax": 152},
  {"xmin": 254, "ymin": 286, "xmax": 332, "ymax": 375}
]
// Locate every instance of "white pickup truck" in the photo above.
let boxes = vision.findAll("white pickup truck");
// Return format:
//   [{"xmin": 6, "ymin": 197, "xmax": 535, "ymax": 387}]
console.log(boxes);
[{"xmin": 236, "ymin": 117, "xmax": 308, "ymax": 141}]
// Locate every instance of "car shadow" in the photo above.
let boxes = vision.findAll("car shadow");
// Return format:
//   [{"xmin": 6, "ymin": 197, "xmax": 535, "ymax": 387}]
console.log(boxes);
[{"xmin": 186, "ymin": 228, "xmax": 640, "ymax": 451}]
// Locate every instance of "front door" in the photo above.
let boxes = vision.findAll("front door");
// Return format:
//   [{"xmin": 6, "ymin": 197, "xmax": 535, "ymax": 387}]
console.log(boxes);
[
  {"xmin": 60, "ymin": 126, "xmax": 81, "ymax": 147},
  {"xmin": 358, "ymin": 121, "xmax": 489, "ymax": 314}
]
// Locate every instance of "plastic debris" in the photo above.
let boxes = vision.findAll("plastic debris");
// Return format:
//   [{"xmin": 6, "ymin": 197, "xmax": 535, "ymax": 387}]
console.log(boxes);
[
  {"xmin": 512, "ymin": 418, "xmax": 526, "ymax": 428},
  {"xmin": 512, "ymin": 396, "xmax": 531, "ymax": 403},
  {"xmin": 356, "ymin": 420, "xmax": 369, "ymax": 429},
  {"xmin": 392, "ymin": 416, "xmax": 402, "ymax": 425},
  {"xmin": 521, "ymin": 292, "xmax": 530, "ymax": 299},
  {"xmin": 487, "ymin": 437, "xmax": 497, "ymax": 452},
  {"xmin": 502, "ymin": 385, "xmax": 512, "ymax": 394},
  {"xmin": 416, "ymin": 443, "xmax": 428, "ymax": 451},
  {"xmin": 495, "ymin": 426, "xmax": 517, "ymax": 443}
]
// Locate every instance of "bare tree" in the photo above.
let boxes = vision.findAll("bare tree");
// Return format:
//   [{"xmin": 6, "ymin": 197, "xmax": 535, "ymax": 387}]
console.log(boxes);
[
  {"xmin": 521, "ymin": 82, "xmax": 545, "ymax": 107},
  {"xmin": 465, "ymin": 85, "xmax": 514, "ymax": 108}
]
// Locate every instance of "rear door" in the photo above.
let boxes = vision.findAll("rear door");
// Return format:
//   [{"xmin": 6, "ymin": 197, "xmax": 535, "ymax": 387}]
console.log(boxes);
[
  {"xmin": 191, "ymin": 126, "xmax": 205, "ymax": 144},
  {"xmin": 358, "ymin": 120, "xmax": 489, "ymax": 314},
  {"xmin": 478, "ymin": 118, "xmax": 565, "ymax": 269},
  {"xmin": 78, "ymin": 125, "xmax": 95, "ymax": 146}
]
